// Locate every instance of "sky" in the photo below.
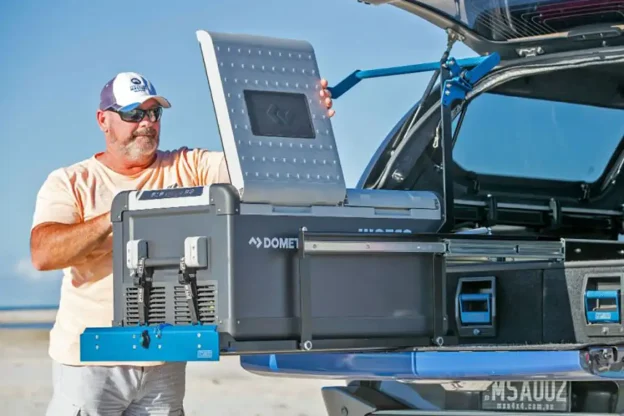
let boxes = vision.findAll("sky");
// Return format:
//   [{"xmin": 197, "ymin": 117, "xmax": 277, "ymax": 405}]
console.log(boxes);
[
  {"xmin": 1, "ymin": 0, "xmax": 475, "ymax": 307},
  {"xmin": 3, "ymin": 1, "xmax": 624, "ymax": 309}
]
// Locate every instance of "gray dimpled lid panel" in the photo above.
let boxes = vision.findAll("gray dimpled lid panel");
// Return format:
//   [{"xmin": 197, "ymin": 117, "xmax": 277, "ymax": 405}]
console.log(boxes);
[{"xmin": 196, "ymin": 30, "xmax": 346, "ymax": 207}]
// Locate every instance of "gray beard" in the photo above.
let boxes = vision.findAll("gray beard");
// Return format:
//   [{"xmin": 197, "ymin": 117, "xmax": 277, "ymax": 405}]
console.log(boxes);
[
  {"xmin": 110, "ymin": 132, "xmax": 159, "ymax": 162},
  {"xmin": 122, "ymin": 136, "xmax": 159, "ymax": 161}
]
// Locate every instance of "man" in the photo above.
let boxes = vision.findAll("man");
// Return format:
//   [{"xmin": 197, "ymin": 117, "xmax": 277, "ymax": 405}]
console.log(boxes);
[{"xmin": 30, "ymin": 72, "xmax": 335, "ymax": 415}]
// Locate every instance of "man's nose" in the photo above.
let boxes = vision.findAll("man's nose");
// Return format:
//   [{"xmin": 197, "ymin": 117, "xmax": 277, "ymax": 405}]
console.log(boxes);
[{"xmin": 139, "ymin": 114, "xmax": 155, "ymax": 127}]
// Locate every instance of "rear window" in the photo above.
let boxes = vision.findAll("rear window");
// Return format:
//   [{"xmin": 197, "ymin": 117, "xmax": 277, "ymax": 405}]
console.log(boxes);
[{"xmin": 452, "ymin": 93, "xmax": 624, "ymax": 183}]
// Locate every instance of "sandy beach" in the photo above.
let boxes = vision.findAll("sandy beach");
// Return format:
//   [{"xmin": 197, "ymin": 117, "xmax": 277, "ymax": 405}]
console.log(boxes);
[{"xmin": 0, "ymin": 329, "xmax": 340, "ymax": 415}]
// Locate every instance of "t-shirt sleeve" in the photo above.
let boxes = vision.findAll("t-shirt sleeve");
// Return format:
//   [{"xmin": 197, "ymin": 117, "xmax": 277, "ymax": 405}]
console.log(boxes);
[
  {"xmin": 193, "ymin": 149, "xmax": 231, "ymax": 185},
  {"xmin": 31, "ymin": 169, "xmax": 82, "ymax": 230}
]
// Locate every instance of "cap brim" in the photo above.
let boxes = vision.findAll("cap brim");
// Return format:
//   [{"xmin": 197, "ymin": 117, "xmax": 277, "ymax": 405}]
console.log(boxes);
[{"xmin": 119, "ymin": 95, "xmax": 172, "ymax": 112}]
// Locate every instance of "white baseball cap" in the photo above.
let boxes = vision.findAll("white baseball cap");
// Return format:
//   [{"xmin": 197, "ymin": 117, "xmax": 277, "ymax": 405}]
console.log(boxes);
[{"xmin": 99, "ymin": 72, "xmax": 171, "ymax": 112}]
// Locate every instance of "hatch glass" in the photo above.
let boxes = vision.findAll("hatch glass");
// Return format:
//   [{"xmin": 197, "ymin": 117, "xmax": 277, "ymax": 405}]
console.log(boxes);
[{"xmin": 453, "ymin": 92, "xmax": 624, "ymax": 183}]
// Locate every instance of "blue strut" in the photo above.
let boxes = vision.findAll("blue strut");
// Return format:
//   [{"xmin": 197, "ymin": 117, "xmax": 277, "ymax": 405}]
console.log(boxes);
[{"xmin": 327, "ymin": 53, "xmax": 501, "ymax": 106}]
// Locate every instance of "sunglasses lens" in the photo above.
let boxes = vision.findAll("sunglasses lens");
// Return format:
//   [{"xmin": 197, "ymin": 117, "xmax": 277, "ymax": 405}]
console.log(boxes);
[
  {"xmin": 114, "ymin": 107, "xmax": 163, "ymax": 122},
  {"xmin": 119, "ymin": 109, "xmax": 144, "ymax": 122},
  {"xmin": 148, "ymin": 107, "xmax": 163, "ymax": 122}
]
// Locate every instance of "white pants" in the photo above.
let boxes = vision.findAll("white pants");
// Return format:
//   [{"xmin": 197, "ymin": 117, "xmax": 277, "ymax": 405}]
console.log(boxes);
[{"xmin": 45, "ymin": 361, "xmax": 186, "ymax": 415}]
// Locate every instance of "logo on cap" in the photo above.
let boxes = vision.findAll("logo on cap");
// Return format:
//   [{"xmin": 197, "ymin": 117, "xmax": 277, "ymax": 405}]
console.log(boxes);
[{"xmin": 129, "ymin": 77, "xmax": 148, "ymax": 93}]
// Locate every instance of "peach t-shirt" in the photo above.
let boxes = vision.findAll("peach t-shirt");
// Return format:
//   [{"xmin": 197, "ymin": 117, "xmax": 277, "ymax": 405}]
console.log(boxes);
[{"xmin": 31, "ymin": 146, "xmax": 230, "ymax": 366}]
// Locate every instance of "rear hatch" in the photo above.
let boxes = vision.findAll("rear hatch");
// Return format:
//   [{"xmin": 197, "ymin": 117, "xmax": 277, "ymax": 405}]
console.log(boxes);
[
  {"xmin": 366, "ymin": 0, "xmax": 624, "ymax": 58},
  {"xmin": 357, "ymin": 0, "xmax": 624, "ymax": 239}
]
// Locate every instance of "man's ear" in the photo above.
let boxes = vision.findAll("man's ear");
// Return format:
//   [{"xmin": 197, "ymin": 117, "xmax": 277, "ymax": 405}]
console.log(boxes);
[{"xmin": 96, "ymin": 109, "xmax": 109, "ymax": 132}]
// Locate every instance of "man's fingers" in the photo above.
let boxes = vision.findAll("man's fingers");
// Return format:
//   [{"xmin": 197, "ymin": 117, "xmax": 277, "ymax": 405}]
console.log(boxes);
[
  {"xmin": 320, "ymin": 88, "xmax": 332, "ymax": 99},
  {"xmin": 71, "ymin": 274, "xmax": 87, "ymax": 288},
  {"xmin": 319, "ymin": 79, "xmax": 335, "ymax": 116}
]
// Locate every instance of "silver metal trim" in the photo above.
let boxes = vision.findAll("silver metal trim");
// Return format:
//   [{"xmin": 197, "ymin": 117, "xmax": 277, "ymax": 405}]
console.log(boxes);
[
  {"xmin": 445, "ymin": 239, "xmax": 565, "ymax": 259},
  {"xmin": 301, "ymin": 237, "xmax": 565, "ymax": 259},
  {"xmin": 303, "ymin": 240, "xmax": 447, "ymax": 254}
]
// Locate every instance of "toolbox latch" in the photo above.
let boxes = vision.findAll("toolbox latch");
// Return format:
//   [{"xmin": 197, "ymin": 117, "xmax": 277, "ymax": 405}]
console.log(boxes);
[
  {"xmin": 582, "ymin": 273, "xmax": 624, "ymax": 337},
  {"xmin": 585, "ymin": 290, "xmax": 620, "ymax": 324},
  {"xmin": 455, "ymin": 276, "xmax": 496, "ymax": 338}
]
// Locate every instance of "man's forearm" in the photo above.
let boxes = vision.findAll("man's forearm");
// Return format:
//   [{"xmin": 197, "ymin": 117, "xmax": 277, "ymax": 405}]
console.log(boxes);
[{"xmin": 30, "ymin": 212, "xmax": 112, "ymax": 271}]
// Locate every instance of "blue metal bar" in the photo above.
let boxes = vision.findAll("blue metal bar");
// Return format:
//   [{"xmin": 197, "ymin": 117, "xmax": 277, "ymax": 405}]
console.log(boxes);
[
  {"xmin": 327, "ymin": 56, "xmax": 492, "ymax": 99},
  {"xmin": 240, "ymin": 350, "xmax": 607, "ymax": 381},
  {"xmin": 80, "ymin": 324, "xmax": 220, "ymax": 362}
]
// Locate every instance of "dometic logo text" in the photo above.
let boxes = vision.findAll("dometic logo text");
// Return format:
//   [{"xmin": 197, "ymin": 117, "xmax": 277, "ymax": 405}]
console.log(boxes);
[
  {"xmin": 248, "ymin": 236, "xmax": 299, "ymax": 250},
  {"xmin": 358, "ymin": 228, "xmax": 413, "ymax": 234}
]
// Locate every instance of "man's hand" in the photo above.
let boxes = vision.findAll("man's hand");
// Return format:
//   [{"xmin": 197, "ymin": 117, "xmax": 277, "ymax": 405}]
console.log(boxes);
[{"xmin": 320, "ymin": 79, "xmax": 335, "ymax": 118}]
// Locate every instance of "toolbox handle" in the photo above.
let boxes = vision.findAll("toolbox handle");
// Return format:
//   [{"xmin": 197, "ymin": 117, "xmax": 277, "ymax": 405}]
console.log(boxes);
[
  {"xmin": 142, "ymin": 257, "xmax": 181, "ymax": 268},
  {"xmin": 585, "ymin": 290, "xmax": 620, "ymax": 299},
  {"xmin": 126, "ymin": 237, "xmax": 209, "ymax": 270},
  {"xmin": 458, "ymin": 293, "xmax": 492, "ymax": 325}
]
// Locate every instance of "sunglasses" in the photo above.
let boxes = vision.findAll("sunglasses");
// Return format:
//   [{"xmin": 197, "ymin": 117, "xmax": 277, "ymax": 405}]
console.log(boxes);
[{"xmin": 111, "ymin": 107, "xmax": 163, "ymax": 123}]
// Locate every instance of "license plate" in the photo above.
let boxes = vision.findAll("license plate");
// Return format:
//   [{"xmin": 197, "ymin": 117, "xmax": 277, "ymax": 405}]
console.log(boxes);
[{"xmin": 481, "ymin": 381, "xmax": 570, "ymax": 412}]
